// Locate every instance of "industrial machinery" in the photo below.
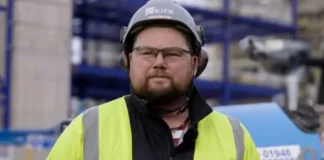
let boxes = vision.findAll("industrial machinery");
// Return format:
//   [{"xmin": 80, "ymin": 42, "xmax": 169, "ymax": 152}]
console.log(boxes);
[
  {"xmin": 232, "ymin": 35, "xmax": 324, "ymax": 159},
  {"xmin": 238, "ymin": 36, "xmax": 324, "ymax": 111}
]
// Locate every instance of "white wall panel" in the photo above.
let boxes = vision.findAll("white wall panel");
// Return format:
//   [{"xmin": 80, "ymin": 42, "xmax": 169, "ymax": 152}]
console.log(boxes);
[
  {"xmin": 15, "ymin": 0, "xmax": 71, "ymax": 28},
  {"xmin": 0, "ymin": 0, "xmax": 6, "ymax": 6},
  {"xmin": 0, "ymin": 13, "xmax": 5, "ymax": 78},
  {"xmin": 11, "ymin": 49, "xmax": 70, "ymax": 129},
  {"xmin": 14, "ymin": 23, "xmax": 70, "ymax": 54},
  {"xmin": 16, "ymin": 0, "xmax": 71, "ymax": 6}
]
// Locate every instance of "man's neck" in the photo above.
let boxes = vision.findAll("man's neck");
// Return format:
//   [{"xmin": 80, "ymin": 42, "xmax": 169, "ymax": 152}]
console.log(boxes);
[
  {"xmin": 153, "ymin": 96, "xmax": 190, "ymax": 128},
  {"xmin": 161, "ymin": 109, "xmax": 189, "ymax": 128}
]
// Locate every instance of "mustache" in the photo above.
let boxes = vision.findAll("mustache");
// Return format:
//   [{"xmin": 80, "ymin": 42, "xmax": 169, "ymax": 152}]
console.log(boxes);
[{"xmin": 147, "ymin": 72, "xmax": 171, "ymax": 78}]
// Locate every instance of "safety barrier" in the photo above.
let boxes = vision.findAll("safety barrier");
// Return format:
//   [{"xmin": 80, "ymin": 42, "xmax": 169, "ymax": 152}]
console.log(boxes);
[
  {"xmin": 0, "ymin": 129, "xmax": 57, "ymax": 160},
  {"xmin": 0, "ymin": 135, "xmax": 56, "ymax": 160}
]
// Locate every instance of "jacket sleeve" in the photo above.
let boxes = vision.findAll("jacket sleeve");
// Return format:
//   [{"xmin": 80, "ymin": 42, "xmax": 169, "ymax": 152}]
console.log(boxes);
[
  {"xmin": 242, "ymin": 125, "xmax": 260, "ymax": 160},
  {"xmin": 46, "ymin": 114, "xmax": 84, "ymax": 160}
]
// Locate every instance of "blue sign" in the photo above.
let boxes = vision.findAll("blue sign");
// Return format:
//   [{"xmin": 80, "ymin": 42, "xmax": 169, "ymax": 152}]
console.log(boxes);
[{"xmin": 214, "ymin": 103, "xmax": 322, "ymax": 160}]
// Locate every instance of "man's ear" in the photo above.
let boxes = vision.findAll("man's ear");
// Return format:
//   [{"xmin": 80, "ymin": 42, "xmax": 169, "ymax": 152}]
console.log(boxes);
[
  {"xmin": 120, "ymin": 52, "xmax": 132, "ymax": 71},
  {"xmin": 192, "ymin": 56, "xmax": 199, "ymax": 77},
  {"xmin": 128, "ymin": 52, "xmax": 132, "ymax": 61}
]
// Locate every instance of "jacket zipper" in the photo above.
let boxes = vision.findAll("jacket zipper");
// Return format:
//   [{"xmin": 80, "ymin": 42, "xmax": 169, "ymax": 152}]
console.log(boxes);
[
  {"xmin": 156, "ymin": 116, "xmax": 175, "ymax": 160},
  {"xmin": 168, "ymin": 141, "xmax": 173, "ymax": 160},
  {"xmin": 146, "ymin": 107, "xmax": 177, "ymax": 160}
]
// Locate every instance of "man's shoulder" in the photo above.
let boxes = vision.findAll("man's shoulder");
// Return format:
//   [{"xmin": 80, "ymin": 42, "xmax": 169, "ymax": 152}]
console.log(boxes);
[
  {"xmin": 80, "ymin": 96, "xmax": 128, "ymax": 124},
  {"xmin": 207, "ymin": 110, "xmax": 244, "ymax": 130},
  {"xmin": 99, "ymin": 96, "xmax": 127, "ymax": 107},
  {"xmin": 92, "ymin": 96, "xmax": 129, "ymax": 113},
  {"xmin": 207, "ymin": 110, "xmax": 234, "ymax": 121},
  {"xmin": 81, "ymin": 96, "xmax": 127, "ymax": 115}
]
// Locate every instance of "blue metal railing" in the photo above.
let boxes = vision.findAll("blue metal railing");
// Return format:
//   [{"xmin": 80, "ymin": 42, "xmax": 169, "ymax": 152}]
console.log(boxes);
[
  {"xmin": 0, "ymin": 5, "xmax": 7, "ymax": 11},
  {"xmin": 1, "ymin": 0, "xmax": 14, "ymax": 130}
]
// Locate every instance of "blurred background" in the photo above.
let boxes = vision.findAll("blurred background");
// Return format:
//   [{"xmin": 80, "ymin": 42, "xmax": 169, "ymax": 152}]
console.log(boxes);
[{"xmin": 0, "ymin": 0, "xmax": 324, "ymax": 159}]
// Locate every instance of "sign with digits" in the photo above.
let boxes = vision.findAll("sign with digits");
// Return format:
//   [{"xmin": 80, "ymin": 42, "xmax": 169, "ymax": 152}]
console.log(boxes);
[
  {"xmin": 257, "ymin": 145, "xmax": 318, "ymax": 160},
  {"xmin": 257, "ymin": 145, "xmax": 300, "ymax": 160}
]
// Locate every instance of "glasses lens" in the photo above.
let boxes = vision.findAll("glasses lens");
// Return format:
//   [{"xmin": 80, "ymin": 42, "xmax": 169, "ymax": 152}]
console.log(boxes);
[
  {"xmin": 134, "ymin": 47, "xmax": 156, "ymax": 56},
  {"xmin": 163, "ymin": 48, "xmax": 188, "ymax": 57},
  {"xmin": 133, "ymin": 47, "xmax": 191, "ymax": 58}
]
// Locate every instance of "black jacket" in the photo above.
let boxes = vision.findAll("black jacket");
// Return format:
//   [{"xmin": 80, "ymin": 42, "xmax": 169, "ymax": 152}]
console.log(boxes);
[{"xmin": 125, "ymin": 87, "xmax": 213, "ymax": 160}]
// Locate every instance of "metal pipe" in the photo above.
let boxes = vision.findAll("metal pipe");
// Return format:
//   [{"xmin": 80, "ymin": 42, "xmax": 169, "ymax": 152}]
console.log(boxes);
[
  {"xmin": 291, "ymin": 0, "xmax": 298, "ymax": 39},
  {"xmin": 221, "ymin": 0, "xmax": 231, "ymax": 105},
  {"xmin": 80, "ymin": 0, "xmax": 88, "ymax": 65},
  {"xmin": 4, "ymin": 0, "xmax": 14, "ymax": 129},
  {"xmin": 0, "ymin": 5, "xmax": 7, "ymax": 11}
]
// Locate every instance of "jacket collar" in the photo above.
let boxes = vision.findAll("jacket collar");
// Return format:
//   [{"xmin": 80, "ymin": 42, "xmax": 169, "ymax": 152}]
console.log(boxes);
[{"xmin": 129, "ymin": 86, "xmax": 213, "ymax": 124}]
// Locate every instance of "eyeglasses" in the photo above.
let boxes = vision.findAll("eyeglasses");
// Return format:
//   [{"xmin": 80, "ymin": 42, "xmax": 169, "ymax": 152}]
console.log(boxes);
[{"xmin": 132, "ymin": 46, "xmax": 192, "ymax": 63}]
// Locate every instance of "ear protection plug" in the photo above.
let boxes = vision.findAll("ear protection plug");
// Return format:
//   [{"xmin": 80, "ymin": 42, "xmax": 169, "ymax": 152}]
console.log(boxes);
[
  {"xmin": 195, "ymin": 48, "xmax": 208, "ymax": 77},
  {"xmin": 120, "ymin": 52, "xmax": 128, "ymax": 71}
]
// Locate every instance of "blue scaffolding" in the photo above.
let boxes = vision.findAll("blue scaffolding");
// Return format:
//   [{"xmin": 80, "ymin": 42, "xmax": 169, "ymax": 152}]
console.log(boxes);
[
  {"xmin": 0, "ymin": 0, "xmax": 299, "ymax": 147},
  {"xmin": 0, "ymin": 0, "xmax": 14, "ymax": 130},
  {"xmin": 71, "ymin": 0, "xmax": 298, "ymax": 105}
]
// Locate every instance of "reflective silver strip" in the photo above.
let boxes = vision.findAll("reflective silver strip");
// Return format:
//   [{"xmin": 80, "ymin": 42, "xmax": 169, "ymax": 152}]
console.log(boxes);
[
  {"xmin": 82, "ymin": 107, "xmax": 99, "ymax": 160},
  {"xmin": 228, "ymin": 117, "xmax": 245, "ymax": 160}
]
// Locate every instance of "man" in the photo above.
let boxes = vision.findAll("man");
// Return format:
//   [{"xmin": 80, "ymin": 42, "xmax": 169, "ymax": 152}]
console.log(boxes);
[{"xmin": 47, "ymin": 0, "xmax": 259, "ymax": 159}]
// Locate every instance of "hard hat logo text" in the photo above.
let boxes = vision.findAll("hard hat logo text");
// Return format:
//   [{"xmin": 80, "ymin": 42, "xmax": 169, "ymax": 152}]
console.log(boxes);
[{"xmin": 145, "ymin": 7, "xmax": 174, "ymax": 16}]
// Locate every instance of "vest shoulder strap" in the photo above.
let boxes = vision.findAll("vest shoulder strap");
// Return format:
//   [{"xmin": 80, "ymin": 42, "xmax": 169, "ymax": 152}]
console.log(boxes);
[
  {"xmin": 82, "ymin": 97, "xmax": 128, "ymax": 160},
  {"xmin": 227, "ymin": 116, "xmax": 245, "ymax": 160},
  {"xmin": 82, "ymin": 106, "xmax": 99, "ymax": 160},
  {"xmin": 194, "ymin": 111, "xmax": 246, "ymax": 160}
]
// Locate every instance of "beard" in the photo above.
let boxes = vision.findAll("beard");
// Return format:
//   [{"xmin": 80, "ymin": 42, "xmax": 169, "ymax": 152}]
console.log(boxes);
[{"xmin": 131, "ymin": 77, "xmax": 192, "ymax": 105}]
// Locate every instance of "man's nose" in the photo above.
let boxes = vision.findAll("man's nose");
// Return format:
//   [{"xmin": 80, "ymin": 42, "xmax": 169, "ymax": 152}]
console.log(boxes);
[{"xmin": 152, "ymin": 53, "xmax": 167, "ymax": 69}]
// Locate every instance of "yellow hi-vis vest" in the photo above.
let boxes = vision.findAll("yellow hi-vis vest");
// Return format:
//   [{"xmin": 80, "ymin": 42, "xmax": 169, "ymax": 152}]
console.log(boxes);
[{"xmin": 47, "ymin": 96, "xmax": 259, "ymax": 160}]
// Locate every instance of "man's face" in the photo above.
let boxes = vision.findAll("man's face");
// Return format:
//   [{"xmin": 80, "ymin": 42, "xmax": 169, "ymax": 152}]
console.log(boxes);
[{"xmin": 129, "ymin": 26, "xmax": 198, "ymax": 101}]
